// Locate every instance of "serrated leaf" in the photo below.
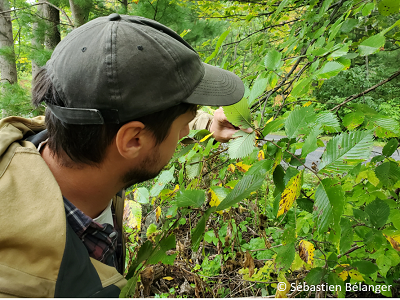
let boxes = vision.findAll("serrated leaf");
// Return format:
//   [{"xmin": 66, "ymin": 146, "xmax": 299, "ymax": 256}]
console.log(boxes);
[
  {"xmin": 299, "ymin": 240, "xmax": 315, "ymax": 265},
  {"xmin": 383, "ymin": 231, "xmax": 400, "ymax": 251},
  {"xmin": 209, "ymin": 186, "xmax": 230, "ymax": 212},
  {"xmin": 264, "ymin": 49, "xmax": 282, "ymax": 70},
  {"xmin": 383, "ymin": 138, "xmax": 399, "ymax": 157},
  {"xmin": 372, "ymin": 117, "xmax": 400, "ymax": 138},
  {"xmin": 358, "ymin": 34, "xmax": 385, "ymax": 56},
  {"xmin": 285, "ymin": 106, "xmax": 316, "ymax": 138},
  {"xmin": 131, "ymin": 187, "xmax": 150, "ymax": 204},
  {"xmin": 185, "ymin": 153, "xmax": 202, "ymax": 179},
  {"xmin": 228, "ymin": 131, "xmax": 256, "ymax": 159},
  {"xmin": 375, "ymin": 161, "xmax": 400, "ymax": 187},
  {"xmin": 365, "ymin": 199, "xmax": 390, "ymax": 228},
  {"xmin": 176, "ymin": 190, "xmax": 205, "ymax": 208},
  {"xmin": 275, "ymin": 243, "xmax": 295, "ymax": 271},
  {"xmin": 262, "ymin": 117, "xmax": 285, "ymax": 136},
  {"xmin": 343, "ymin": 111, "xmax": 365, "ymax": 130},
  {"xmin": 217, "ymin": 174, "xmax": 265, "ymax": 211},
  {"xmin": 314, "ymin": 178, "xmax": 345, "ymax": 234},
  {"xmin": 341, "ymin": 18, "xmax": 358, "ymax": 33},
  {"xmin": 249, "ymin": 76, "xmax": 268, "ymax": 105},
  {"xmin": 302, "ymin": 127, "xmax": 323, "ymax": 158},
  {"xmin": 126, "ymin": 240, "xmax": 153, "ymax": 279},
  {"xmin": 305, "ymin": 267, "xmax": 326, "ymax": 285},
  {"xmin": 224, "ymin": 98, "xmax": 252, "ymax": 129},
  {"xmin": 315, "ymin": 111, "xmax": 340, "ymax": 133},
  {"xmin": 319, "ymin": 130, "xmax": 374, "ymax": 173},
  {"xmin": 277, "ymin": 171, "xmax": 303, "ymax": 217}
]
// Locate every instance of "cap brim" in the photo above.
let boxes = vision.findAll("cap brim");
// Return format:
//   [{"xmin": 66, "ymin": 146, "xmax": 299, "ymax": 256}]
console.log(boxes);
[{"xmin": 184, "ymin": 63, "xmax": 245, "ymax": 107}]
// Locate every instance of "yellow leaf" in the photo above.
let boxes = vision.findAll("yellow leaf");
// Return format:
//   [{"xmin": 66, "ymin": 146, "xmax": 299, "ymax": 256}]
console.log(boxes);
[
  {"xmin": 275, "ymin": 274, "xmax": 290, "ymax": 298},
  {"xmin": 335, "ymin": 264, "xmax": 350, "ymax": 281},
  {"xmin": 384, "ymin": 233, "xmax": 400, "ymax": 251},
  {"xmin": 236, "ymin": 162, "xmax": 251, "ymax": 172},
  {"xmin": 156, "ymin": 206, "xmax": 162, "ymax": 223},
  {"xmin": 298, "ymin": 240, "xmax": 315, "ymax": 265},
  {"xmin": 163, "ymin": 276, "xmax": 174, "ymax": 281},
  {"xmin": 258, "ymin": 150, "xmax": 265, "ymax": 161},
  {"xmin": 123, "ymin": 200, "xmax": 142, "ymax": 231},
  {"xmin": 349, "ymin": 270, "xmax": 364, "ymax": 281},
  {"xmin": 199, "ymin": 132, "xmax": 214, "ymax": 142},
  {"xmin": 266, "ymin": 117, "xmax": 274, "ymax": 124},
  {"xmin": 277, "ymin": 171, "xmax": 303, "ymax": 217},
  {"xmin": 163, "ymin": 184, "xmax": 180, "ymax": 198},
  {"xmin": 209, "ymin": 188, "xmax": 223, "ymax": 215},
  {"xmin": 227, "ymin": 164, "xmax": 235, "ymax": 172},
  {"xmin": 303, "ymin": 101, "xmax": 312, "ymax": 107}
]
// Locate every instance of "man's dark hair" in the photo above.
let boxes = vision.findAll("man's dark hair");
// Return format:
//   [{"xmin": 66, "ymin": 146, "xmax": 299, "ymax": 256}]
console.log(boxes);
[{"xmin": 31, "ymin": 68, "xmax": 197, "ymax": 166}]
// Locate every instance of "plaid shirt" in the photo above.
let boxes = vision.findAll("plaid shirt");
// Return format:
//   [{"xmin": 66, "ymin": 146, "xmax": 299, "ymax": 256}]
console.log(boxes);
[{"xmin": 63, "ymin": 196, "xmax": 123, "ymax": 273}]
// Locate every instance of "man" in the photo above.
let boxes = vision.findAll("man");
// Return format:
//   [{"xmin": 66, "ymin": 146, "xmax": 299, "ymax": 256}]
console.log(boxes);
[{"xmin": 0, "ymin": 14, "xmax": 245, "ymax": 297}]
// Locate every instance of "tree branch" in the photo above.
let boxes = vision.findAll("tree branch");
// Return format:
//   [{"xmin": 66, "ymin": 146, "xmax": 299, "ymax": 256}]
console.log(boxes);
[{"xmin": 330, "ymin": 68, "xmax": 400, "ymax": 112}]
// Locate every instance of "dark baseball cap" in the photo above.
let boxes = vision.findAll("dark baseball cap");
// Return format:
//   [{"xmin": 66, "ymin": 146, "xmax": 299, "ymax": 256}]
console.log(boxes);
[{"xmin": 45, "ymin": 14, "xmax": 245, "ymax": 125}]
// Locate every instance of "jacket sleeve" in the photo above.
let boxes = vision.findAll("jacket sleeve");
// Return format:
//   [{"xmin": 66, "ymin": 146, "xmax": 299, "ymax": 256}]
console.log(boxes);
[{"xmin": 189, "ymin": 110, "xmax": 213, "ymax": 131}]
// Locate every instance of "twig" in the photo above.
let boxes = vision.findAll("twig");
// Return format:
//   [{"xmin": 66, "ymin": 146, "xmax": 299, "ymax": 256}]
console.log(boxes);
[
  {"xmin": 330, "ymin": 69, "xmax": 400, "ymax": 112},
  {"xmin": 337, "ymin": 245, "xmax": 365, "ymax": 259}
]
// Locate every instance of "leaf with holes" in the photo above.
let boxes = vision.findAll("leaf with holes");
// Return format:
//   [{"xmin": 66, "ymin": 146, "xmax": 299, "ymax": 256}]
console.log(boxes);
[{"xmin": 299, "ymin": 240, "xmax": 315, "ymax": 265}]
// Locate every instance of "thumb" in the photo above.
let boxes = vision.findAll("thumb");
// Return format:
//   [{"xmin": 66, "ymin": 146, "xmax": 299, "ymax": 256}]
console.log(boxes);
[{"xmin": 240, "ymin": 126, "xmax": 253, "ymax": 134}]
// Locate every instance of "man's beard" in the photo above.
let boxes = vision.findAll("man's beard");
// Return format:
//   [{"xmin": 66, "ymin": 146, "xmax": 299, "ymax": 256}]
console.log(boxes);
[{"xmin": 121, "ymin": 146, "xmax": 164, "ymax": 189}]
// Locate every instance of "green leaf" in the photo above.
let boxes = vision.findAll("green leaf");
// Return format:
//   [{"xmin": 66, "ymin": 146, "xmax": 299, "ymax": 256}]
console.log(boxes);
[
  {"xmin": 341, "ymin": 19, "xmax": 358, "ymax": 33},
  {"xmin": 246, "ymin": 159, "xmax": 273, "ymax": 176},
  {"xmin": 185, "ymin": 153, "xmax": 202, "ymax": 180},
  {"xmin": 316, "ymin": 61, "xmax": 345, "ymax": 79},
  {"xmin": 297, "ymin": 198, "xmax": 313, "ymax": 213},
  {"xmin": 275, "ymin": 243, "xmax": 295, "ymax": 271},
  {"xmin": 315, "ymin": 111, "xmax": 340, "ymax": 133},
  {"xmin": 365, "ymin": 199, "xmax": 390, "ymax": 228},
  {"xmin": 285, "ymin": 106, "xmax": 316, "ymax": 138},
  {"xmin": 383, "ymin": 138, "xmax": 399, "ymax": 157},
  {"xmin": 305, "ymin": 267, "xmax": 326, "ymax": 285},
  {"xmin": 358, "ymin": 34, "xmax": 385, "ymax": 56},
  {"xmin": 150, "ymin": 166, "xmax": 175, "ymax": 197},
  {"xmin": 120, "ymin": 274, "xmax": 139, "ymax": 297},
  {"xmin": 126, "ymin": 240, "xmax": 153, "ymax": 279},
  {"xmin": 314, "ymin": 178, "xmax": 344, "ymax": 235},
  {"xmin": 248, "ymin": 76, "xmax": 268, "ymax": 105},
  {"xmin": 378, "ymin": 0, "xmax": 400, "ymax": 16},
  {"xmin": 228, "ymin": 131, "xmax": 256, "ymax": 159},
  {"xmin": 362, "ymin": 2, "xmax": 375, "ymax": 16},
  {"xmin": 192, "ymin": 207, "xmax": 215, "ymax": 251},
  {"xmin": 352, "ymin": 261, "xmax": 379, "ymax": 275},
  {"xmin": 262, "ymin": 117, "xmax": 285, "ymax": 136},
  {"xmin": 176, "ymin": 190, "xmax": 205, "ymax": 208},
  {"xmin": 375, "ymin": 161, "xmax": 400, "ymax": 187},
  {"xmin": 204, "ymin": 30, "xmax": 230, "ymax": 64},
  {"xmin": 224, "ymin": 98, "xmax": 252, "ymax": 129},
  {"xmin": 264, "ymin": 49, "xmax": 282, "ymax": 70},
  {"xmin": 340, "ymin": 218, "xmax": 353, "ymax": 254},
  {"xmin": 291, "ymin": 78, "xmax": 312, "ymax": 98},
  {"xmin": 133, "ymin": 187, "xmax": 150, "ymax": 204},
  {"xmin": 217, "ymin": 174, "xmax": 265, "ymax": 211},
  {"xmin": 319, "ymin": 130, "xmax": 374, "ymax": 174},
  {"xmin": 372, "ymin": 117, "xmax": 400, "ymax": 138},
  {"xmin": 343, "ymin": 111, "xmax": 365, "ymax": 130}
]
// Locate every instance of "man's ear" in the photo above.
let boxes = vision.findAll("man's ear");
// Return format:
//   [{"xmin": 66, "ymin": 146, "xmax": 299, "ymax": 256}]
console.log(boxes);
[{"xmin": 115, "ymin": 121, "xmax": 148, "ymax": 159}]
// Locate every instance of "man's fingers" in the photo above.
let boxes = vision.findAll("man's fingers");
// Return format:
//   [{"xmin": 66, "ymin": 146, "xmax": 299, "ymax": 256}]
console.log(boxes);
[{"xmin": 239, "ymin": 126, "xmax": 253, "ymax": 134}]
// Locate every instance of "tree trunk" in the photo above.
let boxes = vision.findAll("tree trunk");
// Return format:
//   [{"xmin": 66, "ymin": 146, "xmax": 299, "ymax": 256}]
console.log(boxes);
[
  {"xmin": 69, "ymin": 0, "xmax": 92, "ymax": 28},
  {"xmin": 0, "ymin": 0, "xmax": 18, "ymax": 85},
  {"xmin": 43, "ymin": 2, "xmax": 60, "ymax": 49},
  {"xmin": 31, "ymin": 1, "xmax": 44, "ymax": 80}
]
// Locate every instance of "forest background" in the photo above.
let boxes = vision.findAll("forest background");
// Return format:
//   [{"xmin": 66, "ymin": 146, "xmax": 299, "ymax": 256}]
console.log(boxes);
[{"xmin": 1, "ymin": 0, "xmax": 400, "ymax": 298}]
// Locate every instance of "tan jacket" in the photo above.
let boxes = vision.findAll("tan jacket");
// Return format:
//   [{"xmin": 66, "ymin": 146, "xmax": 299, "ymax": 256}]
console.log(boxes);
[{"xmin": 0, "ymin": 116, "xmax": 126, "ymax": 297}]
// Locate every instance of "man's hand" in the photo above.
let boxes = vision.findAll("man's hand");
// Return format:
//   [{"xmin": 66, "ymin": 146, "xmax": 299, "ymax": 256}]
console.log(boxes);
[{"xmin": 210, "ymin": 107, "xmax": 253, "ymax": 143}]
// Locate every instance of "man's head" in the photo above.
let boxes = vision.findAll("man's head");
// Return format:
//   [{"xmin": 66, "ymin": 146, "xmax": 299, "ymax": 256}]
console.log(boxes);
[{"xmin": 32, "ymin": 14, "xmax": 244, "ymax": 183}]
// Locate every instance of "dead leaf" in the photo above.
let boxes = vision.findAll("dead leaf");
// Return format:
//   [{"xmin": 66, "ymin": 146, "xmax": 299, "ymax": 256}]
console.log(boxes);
[
  {"xmin": 156, "ymin": 206, "xmax": 162, "ymax": 223},
  {"xmin": 243, "ymin": 251, "xmax": 255, "ymax": 278},
  {"xmin": 298, "ymin": 240, "xmax": 315, "ymax": 265},
  {"xmin": 140, "ymin": 266, "xmax": 154, "ymax": 297}
]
